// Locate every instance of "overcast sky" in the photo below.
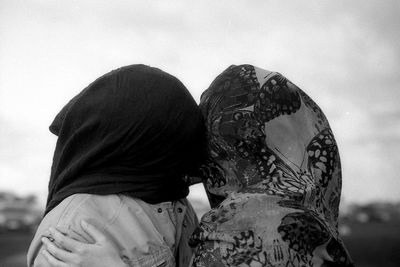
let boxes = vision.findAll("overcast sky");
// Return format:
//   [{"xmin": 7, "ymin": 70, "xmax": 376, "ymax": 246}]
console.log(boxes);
[{"xmin": 1, "ymin": 0, "xmax": 399, "ymax": 206}]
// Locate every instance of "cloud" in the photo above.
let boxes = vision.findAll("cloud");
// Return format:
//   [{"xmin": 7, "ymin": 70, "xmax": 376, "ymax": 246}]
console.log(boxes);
[{"xmin": 0, "ymin": 0, "xmax": 399, "ymax": 204}]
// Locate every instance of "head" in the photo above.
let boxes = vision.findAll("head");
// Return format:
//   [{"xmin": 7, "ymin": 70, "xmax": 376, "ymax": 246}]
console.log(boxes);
[
  {"xmin": 46, "ymin": 64, "xmax": 206, "ymax": 214},
  {"xmin": 199, "ymin": 64, "xmax": 341, "ymax": 228}
]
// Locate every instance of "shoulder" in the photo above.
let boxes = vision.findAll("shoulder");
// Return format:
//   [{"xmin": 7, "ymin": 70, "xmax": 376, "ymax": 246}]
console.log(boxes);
[{"xmin": 27, "ymin": 194, "xmax": 124, "ymax": 267}]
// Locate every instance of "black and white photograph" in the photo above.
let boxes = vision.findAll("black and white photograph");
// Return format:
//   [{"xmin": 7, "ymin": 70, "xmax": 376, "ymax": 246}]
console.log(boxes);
[{"xmin": 0, "ymin": 1, "xmax": 399, "ymax": 266}]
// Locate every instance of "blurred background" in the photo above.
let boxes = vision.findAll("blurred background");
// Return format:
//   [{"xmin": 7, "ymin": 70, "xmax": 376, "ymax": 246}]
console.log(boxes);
[{"xmin": 0, "ymin": 0, "xmax": 399, "ymax": 266}]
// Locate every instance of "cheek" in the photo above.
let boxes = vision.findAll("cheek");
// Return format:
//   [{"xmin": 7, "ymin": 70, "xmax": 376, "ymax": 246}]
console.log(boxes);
[
  {"xmin": 237, "ymin": 160, "xmax": 263, "ymax": 186},
  {"xmin": 222, "ymin": 159, "xmax": 262, "ymax": 188},
  {"xmin": 221, "ymin": 160, "xmax": 239, "ymax": 182}
]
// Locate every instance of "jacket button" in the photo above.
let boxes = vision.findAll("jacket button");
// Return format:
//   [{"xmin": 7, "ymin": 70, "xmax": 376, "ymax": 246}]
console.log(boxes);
[
  {"xmin": 177, "ymin": 207, "xmax": 183, "ymax": 213},
  {"xmin": 157, "ymin": 208, "xmax": 162, "ymax": 213}
]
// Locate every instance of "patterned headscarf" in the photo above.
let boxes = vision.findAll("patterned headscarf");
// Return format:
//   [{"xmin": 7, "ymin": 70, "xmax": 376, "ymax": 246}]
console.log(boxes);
[{"xmin": 190, "ymin": 65, "xmax": 354, "ymax": 266}]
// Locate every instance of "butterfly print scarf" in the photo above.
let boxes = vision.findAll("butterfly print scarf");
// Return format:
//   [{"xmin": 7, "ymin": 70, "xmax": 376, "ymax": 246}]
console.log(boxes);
[{"xmin": 190, "ymin": 65, "xmax": 354, "ymax": 267}]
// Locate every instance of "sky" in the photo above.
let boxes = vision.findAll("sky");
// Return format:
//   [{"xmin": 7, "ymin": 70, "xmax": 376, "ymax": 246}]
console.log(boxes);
[{"xmin": 0, "ymin": 0, "xmax": 399, "ymax": 207}]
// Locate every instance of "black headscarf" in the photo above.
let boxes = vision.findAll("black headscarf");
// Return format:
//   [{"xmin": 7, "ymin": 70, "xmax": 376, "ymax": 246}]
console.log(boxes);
[{"xmin": 45, "ymin": 64, "xmax": 205, "ymax": 214}]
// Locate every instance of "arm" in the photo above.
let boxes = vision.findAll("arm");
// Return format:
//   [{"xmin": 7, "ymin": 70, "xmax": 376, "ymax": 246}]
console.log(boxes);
[{"xmin": 41, "ymin": 220, "xmax": 129, "ymax": 267}]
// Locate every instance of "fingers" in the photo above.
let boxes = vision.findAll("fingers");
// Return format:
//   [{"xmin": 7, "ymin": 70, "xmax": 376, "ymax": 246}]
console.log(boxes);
[
  {"xmin": 43, "ymin": 230, "xmax": 55, "ymax": 242},
  {"xmin": 81, "ymin": 220, "xmax": 106, "ymax": 243},
  {"xmin": 42, "ymin": 250, "xmax": 67, "ymax": 267},
  {"xmin": 41, "ymin": 239, "xmax": 70, "ymax": 267},
  {"xmin": 49, "ymin": 227, "xmax": 83, "ymax": 252}
]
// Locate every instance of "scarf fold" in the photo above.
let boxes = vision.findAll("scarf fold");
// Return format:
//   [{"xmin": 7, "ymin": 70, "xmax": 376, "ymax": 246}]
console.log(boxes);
[{"xmin": 45, "ymin": 64, "xmax": 205, "ymax": 214}]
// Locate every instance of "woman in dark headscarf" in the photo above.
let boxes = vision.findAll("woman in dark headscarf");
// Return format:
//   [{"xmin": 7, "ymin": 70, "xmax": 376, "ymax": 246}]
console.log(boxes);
[
  {"xmin": 40, "ymin": 64, "xmax": 354, "ymax": 267},
  {"xmin": 27, "ymin": 64, "xmax": 205, "ymax": 267}
]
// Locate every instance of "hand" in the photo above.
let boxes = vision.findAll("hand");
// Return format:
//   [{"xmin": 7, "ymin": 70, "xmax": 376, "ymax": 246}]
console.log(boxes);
[{"xmin": 41, "ymin": 220, "xmax": 129, "ymax": 267}]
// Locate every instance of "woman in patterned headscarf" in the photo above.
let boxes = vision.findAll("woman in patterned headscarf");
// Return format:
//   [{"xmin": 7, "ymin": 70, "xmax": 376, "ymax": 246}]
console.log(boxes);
[
  {"xmin": 40, "ymin": 64, "xmax": 354, "ymax": 267},
  {"xmin": 189, "ymin": 64, "xmax": 354, "ymax": 266}
]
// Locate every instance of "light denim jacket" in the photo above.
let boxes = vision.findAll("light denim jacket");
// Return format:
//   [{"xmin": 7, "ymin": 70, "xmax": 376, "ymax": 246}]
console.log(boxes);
[{"xmin": 27, "ymin": 194, "xmax": 198, "ymax": 267}]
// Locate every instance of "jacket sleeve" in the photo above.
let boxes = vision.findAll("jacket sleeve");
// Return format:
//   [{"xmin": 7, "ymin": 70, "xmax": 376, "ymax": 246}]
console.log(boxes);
[{"xmin": 27, "ymin": 195, "xmax": 96, "ymax": 267}]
